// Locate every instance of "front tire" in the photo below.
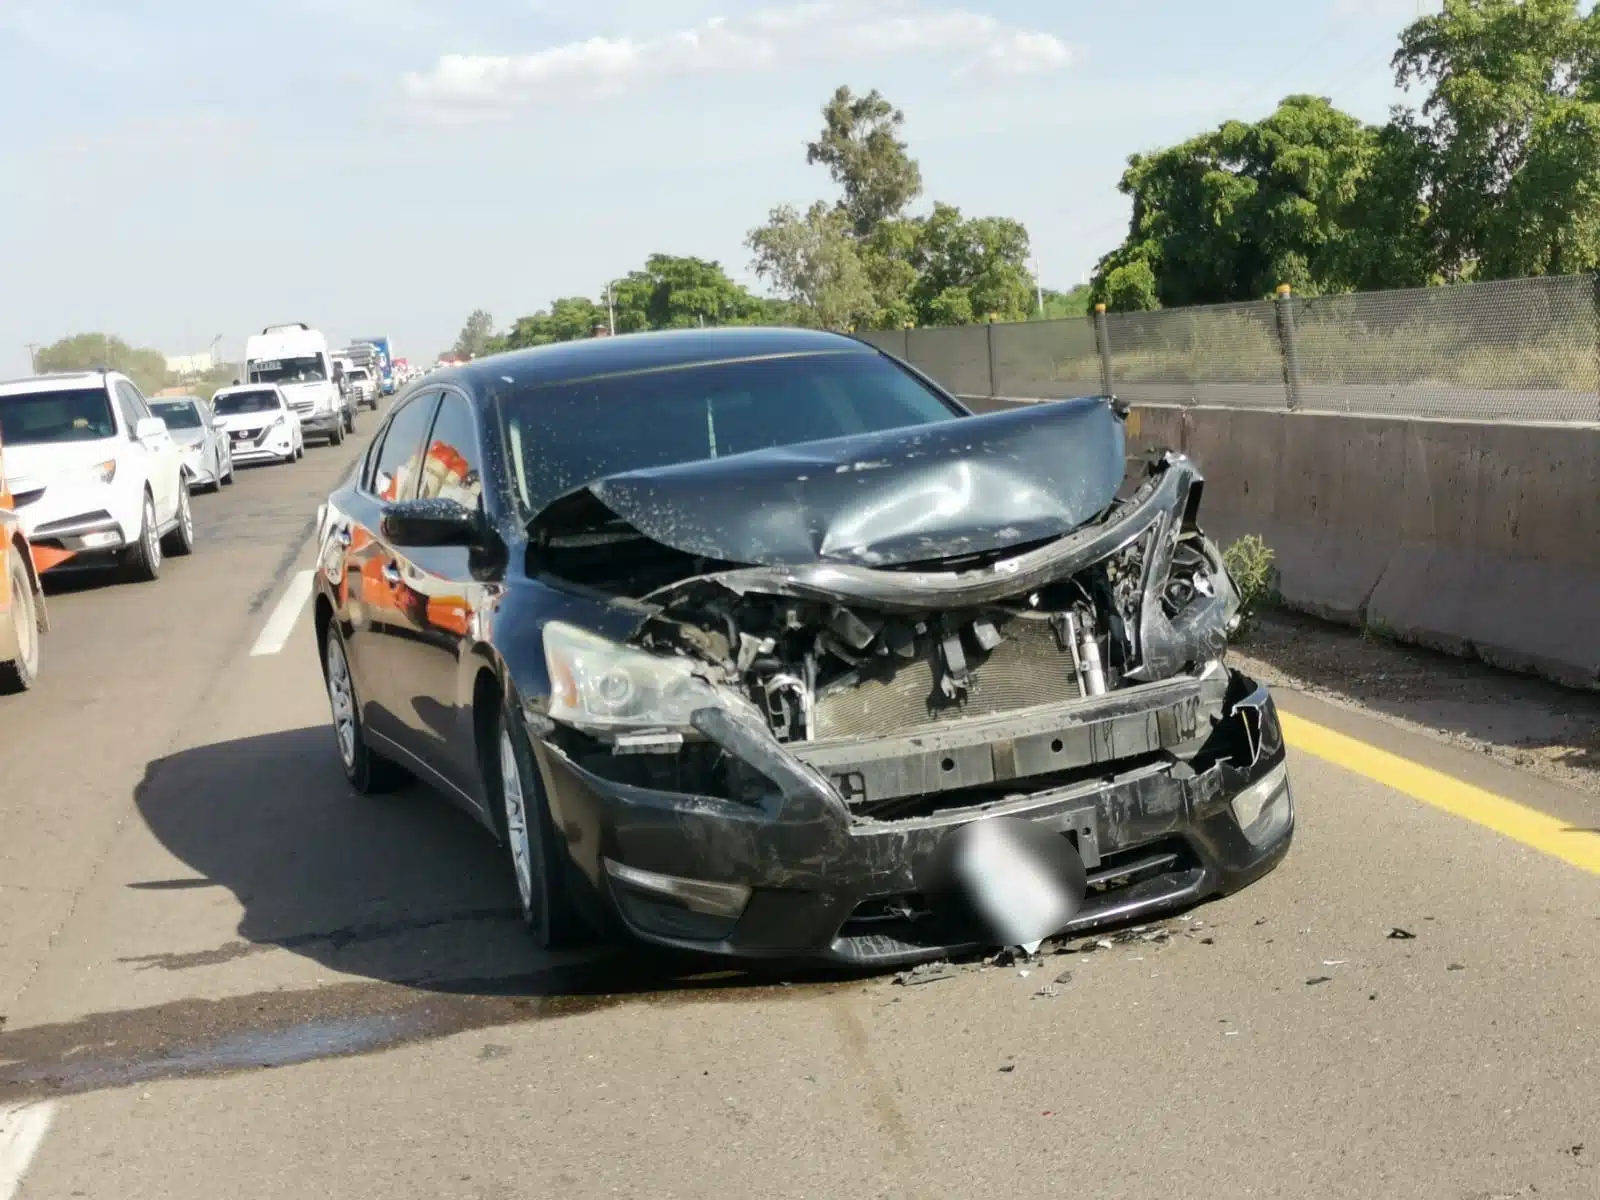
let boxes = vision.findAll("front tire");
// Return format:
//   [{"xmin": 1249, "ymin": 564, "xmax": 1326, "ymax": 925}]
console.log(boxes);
[
  {"xmin": 489, "ymin": 700, "xmax": 588, "ymax": 948},
  {"xmin": 322, "ymin": 623, "xmax": 410, "ymax": 794},
  {"xmin": 0, "ymin": 552, "xmax": 40, "ymax": 693},
  {"xmin": 121, "ymin": 491, "xmax": 162, "ymax": 583},
  {"xmin": 161, "ymin": 479, "xmax": 195, "ymax": 557}
]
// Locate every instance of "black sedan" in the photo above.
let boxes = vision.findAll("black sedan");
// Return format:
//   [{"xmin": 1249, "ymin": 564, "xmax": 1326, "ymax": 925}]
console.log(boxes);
[{"xmin": 311, "ymin": 327, "xmax": 1294, "ymax": 966}]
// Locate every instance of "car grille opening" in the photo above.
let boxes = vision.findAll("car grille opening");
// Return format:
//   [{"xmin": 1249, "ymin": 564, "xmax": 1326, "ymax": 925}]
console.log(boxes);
[{"xmin": 811, "ymin": 613, "xmax": 1083, "ymax": 741}]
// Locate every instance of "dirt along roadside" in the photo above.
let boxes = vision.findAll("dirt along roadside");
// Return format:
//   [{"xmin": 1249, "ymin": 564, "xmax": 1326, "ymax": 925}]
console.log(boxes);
[{"xmin": 1230, "ymin": 608, "xmax": 1600, "ymax": 798}]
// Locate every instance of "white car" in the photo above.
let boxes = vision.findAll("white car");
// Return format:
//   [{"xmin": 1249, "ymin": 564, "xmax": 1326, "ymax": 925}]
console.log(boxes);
[
  {"xmin": 345, "ymin": 366, "xmax": 378, "ymax": 409},
  {"xmin": 0, "ymin": 370, "xmax": 194, "ymax": 582},
  {"xmin": 211, "ymin": 384, "xmax": 304, "ymax": 466},
  {"xmin": 150, "ymin": 396, "xmax": 234, "ymax": 493}
]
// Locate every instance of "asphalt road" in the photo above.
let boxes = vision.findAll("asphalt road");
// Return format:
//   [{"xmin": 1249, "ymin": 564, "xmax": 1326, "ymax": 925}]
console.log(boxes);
[{"xmin": 2, "ymin": 411, "xmax": 1598, "ymax": 1199}]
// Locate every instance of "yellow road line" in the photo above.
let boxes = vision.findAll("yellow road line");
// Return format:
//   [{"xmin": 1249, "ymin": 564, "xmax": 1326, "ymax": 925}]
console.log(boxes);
[{"xmin": 1280, "ymin": 712, "xmax": 1600, "ymax": 877}]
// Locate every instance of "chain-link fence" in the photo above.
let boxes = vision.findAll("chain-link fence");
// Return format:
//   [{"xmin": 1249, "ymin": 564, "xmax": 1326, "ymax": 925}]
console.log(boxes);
[{"xmin": 861, "ymin": 273, "xmax": 1600, "ymax": 423}]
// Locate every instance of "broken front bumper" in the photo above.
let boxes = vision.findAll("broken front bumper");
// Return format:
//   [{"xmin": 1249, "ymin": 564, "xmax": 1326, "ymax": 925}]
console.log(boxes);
[{"xmin": 532, "ymin": 667, "xmax": 1294, "ymax": 967}]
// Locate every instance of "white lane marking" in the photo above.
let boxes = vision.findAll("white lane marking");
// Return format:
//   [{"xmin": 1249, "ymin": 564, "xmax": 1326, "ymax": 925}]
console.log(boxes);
[
  {"xmin": 250, "ymin": 569, "xmax": 317, "ymax": 657},
  {"xmin": 0, "ymin": 1101, "xmax": 58, "ymax": 1200}
]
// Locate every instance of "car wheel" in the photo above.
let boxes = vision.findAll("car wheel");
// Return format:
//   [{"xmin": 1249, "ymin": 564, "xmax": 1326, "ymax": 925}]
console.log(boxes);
[
  {"xmin": 0, "ymin": 553, "xmax": 40, "ymax": 694},
  {"xmin": 161, "ymin": 478, "xmax": 195, "ymax": 557},
  {"xmin": 329, "ymin": 421, "xmax": 345, "ymax": 448},
  {"xmin": 121, "ymin": 491, "xmax": 162, "ymax": 583},
  {"xmin": 491, "ymin": 700, "xmax": 588, "ymax": 947},
  {"xmin": 322, "ymin": 624, "xmax": 410, "ymax": 794},
  {"xmin": 221, "ymin": 459, "xmax": 234, "ymax": 486}
]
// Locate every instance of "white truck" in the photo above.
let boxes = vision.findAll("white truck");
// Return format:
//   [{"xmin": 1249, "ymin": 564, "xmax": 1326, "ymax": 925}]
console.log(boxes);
[{"xmin": 242, "ymin": 324, "xmax": 354, "ymax": 446}]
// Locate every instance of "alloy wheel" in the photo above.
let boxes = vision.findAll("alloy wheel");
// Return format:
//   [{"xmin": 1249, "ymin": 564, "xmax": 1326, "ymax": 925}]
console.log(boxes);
[
  {"xmin": 325, "ymin": 634, "xmax": 357, "ymax": 769},
  {"xmin": 179, "ymin": 485, "xmax": 193, "ymax": 544},
  {"xmin": 499, "ymin": 728, "xmax": 536, "ymax": 916},
  {"xmin": 144, "ymin": 497, "xmax": 161, "ymax": 572}
]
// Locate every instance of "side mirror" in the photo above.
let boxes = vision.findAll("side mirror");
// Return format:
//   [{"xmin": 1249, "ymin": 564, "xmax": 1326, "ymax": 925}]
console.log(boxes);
[
  {"xmin": 135, "ymin": 416, "xmax": 167, "ymax": 441},
  {"xmin": 380, "ymin": 497, "xmax": 487, "ymax": 549}
]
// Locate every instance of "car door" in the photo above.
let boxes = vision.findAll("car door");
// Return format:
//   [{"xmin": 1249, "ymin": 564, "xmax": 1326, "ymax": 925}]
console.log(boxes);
[
  {"xmin": 339, "ymin": 389, "xmax": 441, "ymax": 754},
  {"xmin": 380, "ymin": 388, "xmax": 494, "ymax": 799},
  {"xmin": 118, "ymin": 382, "xmax": 177, "ymax": 520}
]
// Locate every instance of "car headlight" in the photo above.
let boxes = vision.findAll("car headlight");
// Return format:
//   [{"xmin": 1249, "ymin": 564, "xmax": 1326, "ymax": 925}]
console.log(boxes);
[
  {"xmin": 83, "ymin": 459, "xmax": 116, "ymax": 485},
  {"xmin": 543, "ymin": 620, "xmax": 747, "ymax": 733},
  {"xmin": 270, "ymin": 415, "xmax": 287, "ymax": 430}
]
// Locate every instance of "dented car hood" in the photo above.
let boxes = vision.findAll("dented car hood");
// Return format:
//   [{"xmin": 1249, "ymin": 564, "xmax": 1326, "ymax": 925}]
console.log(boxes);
[{"xmin": 530, "ymin": 396, "xmax": 1126, "ymax": 569}]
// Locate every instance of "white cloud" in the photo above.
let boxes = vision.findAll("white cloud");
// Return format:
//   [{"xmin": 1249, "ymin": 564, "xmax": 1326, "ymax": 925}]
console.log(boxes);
[{"xmin": 403, "ymin": 2, "xmax": 1072, "ymax": 117}]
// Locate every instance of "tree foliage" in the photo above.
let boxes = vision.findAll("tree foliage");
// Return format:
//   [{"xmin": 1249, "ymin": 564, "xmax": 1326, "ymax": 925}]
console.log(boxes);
[
  {"xmin": 1091, "ymin": 0, "xmax": 1600, "ymax": 309},
  {"xmin": 806, "ymin": 86, "xmax": 924, "ymax": 237},
  {"xmin": 35, "ymin": 333, "xmax": 170, "ymax": 395},
  {"xmin": 1395, "ymin": 0, "xmax": 1600, "ymax": 279},
  {"xmin": 748, "ymin": 86, "xmax": 1042, "ymax": 329},
  {"xmin": 452, "ymin": 309, "xmax": 496, "ymax": 359}
]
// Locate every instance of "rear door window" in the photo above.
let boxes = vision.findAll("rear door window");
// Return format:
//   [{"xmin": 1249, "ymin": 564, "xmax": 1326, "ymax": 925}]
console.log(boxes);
[{"xmin": 367, "ymin": 391, "xmax": 440, "ymax": 503}]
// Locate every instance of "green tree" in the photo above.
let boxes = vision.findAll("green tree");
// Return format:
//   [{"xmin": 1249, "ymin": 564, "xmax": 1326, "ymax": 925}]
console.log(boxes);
[
  {"xmin": 606, "ymin": 254, "xmax": 768, "ymax": 332},
  {"xmin": 503, "ymin": 297, "xmax": 606, "ymax": 348},
  {"xmin": 1037, "ymin": 284, "xmax": 1092, "ymax": 320},
  {"xmin": 1090, "ymin": 95, "xmax": 1407, "ymax": 309},
  {"xmin": 806, "ymin": 86, "xmax": 924, "ymax": 238},
  {"xmin": 1394, "ymin": 0, "xmax": 1600, "ymax": 279},
  {"xmin": 747, "ymin": 202, "xmax": 877, "ymax": 330},
  {"xmin": 452, "ymin": 309, "xmax": 497, "ymax": 359},
  {"xmin": 35, "ymin": 333, "xmax": 169, "ymax": 394},
  {"xmin": 908, "ymin": 203, "xmax": 1036, "ymax": 324}
]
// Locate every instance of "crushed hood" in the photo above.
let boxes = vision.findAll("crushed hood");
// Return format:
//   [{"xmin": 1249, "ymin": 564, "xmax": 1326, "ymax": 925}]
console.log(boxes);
[{"xmin": 530, "ymin": 396, "xmax": 1126, "ymax": 569}]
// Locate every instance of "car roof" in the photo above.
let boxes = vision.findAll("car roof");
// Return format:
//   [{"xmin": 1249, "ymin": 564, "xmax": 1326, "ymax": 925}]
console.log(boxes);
[
  {"xmin": 442, "ymin": 327, "xmax": 879, "ymax": 392},
  {"xmin": 213, "ymin": 384, "xmax": 282, "ymax": 397},
  {"xmin": 0, "ymin": 371, "xmax": 119, "ymax": 396},
  {"xmin": 151, "ymin": 395, "xmax": 202, "ymax": 405}
]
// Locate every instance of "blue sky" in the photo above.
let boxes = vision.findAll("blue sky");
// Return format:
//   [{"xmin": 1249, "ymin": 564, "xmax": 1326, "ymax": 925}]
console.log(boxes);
[{"xmin": 0, "ymin": 0, "xmax": 1439, "ymax": 374}]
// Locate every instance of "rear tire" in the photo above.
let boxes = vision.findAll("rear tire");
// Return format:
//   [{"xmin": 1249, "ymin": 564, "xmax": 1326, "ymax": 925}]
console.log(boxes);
[
  {"xmin": 0, "ymin": 553, "xmax": 40, "ymax": 694},
  {"xmin": 161, "ymin": 479, "xmax": 195, "ymax": 557},
  {"xmin": 121, "ymin": 491, "xmax": 162, "ymax": 583},
  {"xmin": 489, "ymin": 699, "xmax": 589, "ymax": 948},
  {"xmin": 322, "ymin": 623, "xmax": 410, "ymax": 794}
]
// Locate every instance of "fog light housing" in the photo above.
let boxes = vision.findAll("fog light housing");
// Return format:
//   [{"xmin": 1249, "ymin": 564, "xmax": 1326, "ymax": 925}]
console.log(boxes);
[
  {"xmin": 603, "ymin": 858, "xmax": 751, "ymax": 919},
  {"xmin": 1230, "ymin": 761, "xmax": 1292, "ymax": 847}
]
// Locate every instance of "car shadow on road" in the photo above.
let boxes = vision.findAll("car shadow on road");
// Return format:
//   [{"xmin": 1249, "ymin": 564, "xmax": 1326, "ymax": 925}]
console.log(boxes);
[{"xmin": 131, "ymin": 726, "xmax": 842, "ymax": 1001}]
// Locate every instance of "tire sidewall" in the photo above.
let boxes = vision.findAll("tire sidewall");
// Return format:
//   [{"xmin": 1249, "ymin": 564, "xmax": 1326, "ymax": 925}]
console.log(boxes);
[
  {"xmin": 4, "ymin": 554, "xmax": 38, "ymax": 686},
  {"xmin": 491, "ymin": 700, "xmax": 558, "ymax": 942}
]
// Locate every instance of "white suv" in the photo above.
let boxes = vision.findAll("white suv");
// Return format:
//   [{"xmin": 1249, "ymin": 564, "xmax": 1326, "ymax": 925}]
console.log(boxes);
[{"xmin": 0, "ymin": 370, "xmax": 194, "ymax": 582}]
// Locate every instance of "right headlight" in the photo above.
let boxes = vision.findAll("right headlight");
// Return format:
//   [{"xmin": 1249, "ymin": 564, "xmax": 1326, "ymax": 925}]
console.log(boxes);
[{"xmin": 542, "ymin": 620, "xmax": 745, "ymax": 733}]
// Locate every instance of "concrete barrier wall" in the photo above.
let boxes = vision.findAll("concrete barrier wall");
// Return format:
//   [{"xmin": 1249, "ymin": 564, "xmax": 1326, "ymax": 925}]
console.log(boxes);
[{"xmin": 967, "ymin": 396, "xmax": 1600, "ymax": 690}]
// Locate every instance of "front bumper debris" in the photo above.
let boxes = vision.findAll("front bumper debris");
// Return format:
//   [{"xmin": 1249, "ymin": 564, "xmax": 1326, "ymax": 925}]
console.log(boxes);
[{"xmin": 533, "ymin": 668, "xmax": 1294, "ymax": 966}]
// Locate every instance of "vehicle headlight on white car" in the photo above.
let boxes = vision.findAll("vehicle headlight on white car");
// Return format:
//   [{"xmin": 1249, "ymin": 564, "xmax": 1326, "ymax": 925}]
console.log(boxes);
[
  {"xmin": 542, "ymin": 621, "xmax": 751, "ymax": 733},
  {"xmin": 82, "ymin": 459, "xmax": 116, "ymax": 485}
]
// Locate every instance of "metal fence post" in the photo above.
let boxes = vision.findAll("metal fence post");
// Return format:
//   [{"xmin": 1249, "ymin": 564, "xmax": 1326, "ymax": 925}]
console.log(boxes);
[
  {"xmin": 1093, "ymin": 304, "xmax": 1113, "ymax": 396},
  {"xmin": 1274, "ymin": 284, "xmax": 1302, "ymax": 411},
  {"xmin": 1592, "ymin": 273, "xmax": 1600, "ymax": 423},
  {"xmin": 985, "ymin": 318, "xmax": 997, "ymax": 398}
]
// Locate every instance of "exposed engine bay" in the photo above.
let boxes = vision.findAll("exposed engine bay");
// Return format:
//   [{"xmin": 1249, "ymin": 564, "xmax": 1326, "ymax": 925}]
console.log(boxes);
[
  {"xmin": 635, "ymin": 456, "xmax": 1238, "ymax": 748},
  {"xmin": 536, "ymin": 438, "xmax": 1242, "ymax": 766}
]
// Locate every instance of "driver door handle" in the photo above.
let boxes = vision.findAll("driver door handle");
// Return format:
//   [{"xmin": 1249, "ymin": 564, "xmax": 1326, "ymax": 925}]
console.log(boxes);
[
  {"xmin": 382, "ymin": 562, "xmax": 403, "ymax": 586},
  {"xmin": 335, "ymin": 526, "xmax": 352, "ymax": 547}
]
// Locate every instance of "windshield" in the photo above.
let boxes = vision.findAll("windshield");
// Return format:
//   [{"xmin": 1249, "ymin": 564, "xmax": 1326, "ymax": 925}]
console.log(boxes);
[
  {"xmin": 213, "ymin": 390, "xmax": 281, "ymax": 416},
  {"xmin": 0, "ymin": 387, "xmax": 118, "ymax": 446},
  {"xmin": 498, "ymin": 350, "xmax": 961, "ymax": 514},
  {"xmin": 248, "ymin": 355, "xmax": 326, "ymax": 385},
  {"xmin": 151, "ymin": 400, "xmax": 204, "ymax": 430},
  {"xmin": 350, "ymin": 369, "xmax": 371, "ymax": 380}
]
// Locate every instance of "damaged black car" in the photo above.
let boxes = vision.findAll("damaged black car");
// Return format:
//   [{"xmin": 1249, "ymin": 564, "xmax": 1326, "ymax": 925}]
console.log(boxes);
[{"xmin": 312, "ymin": 327, "xmax": 1294, "ymax": 967}]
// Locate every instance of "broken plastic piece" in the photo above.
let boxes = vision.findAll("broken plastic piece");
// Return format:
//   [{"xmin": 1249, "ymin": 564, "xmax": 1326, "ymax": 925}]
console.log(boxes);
[{"xmin": 1387, "ymin": 927, "xmax": 1416, "ymax": 940}]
